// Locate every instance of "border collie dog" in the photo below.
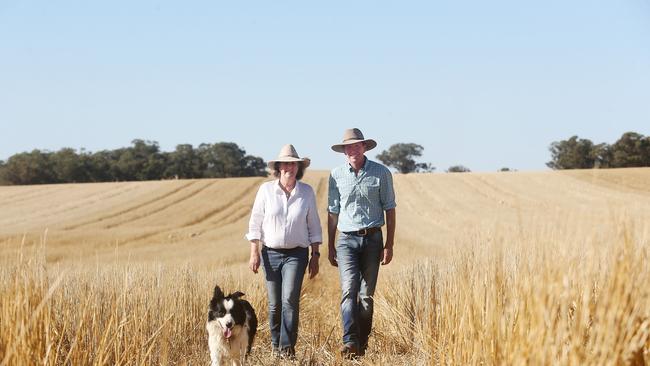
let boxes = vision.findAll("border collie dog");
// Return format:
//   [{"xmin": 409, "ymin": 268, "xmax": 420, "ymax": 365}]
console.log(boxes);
[{"xmin": 206, "ymin": 285, "xmax": 258, "ymax": 366}]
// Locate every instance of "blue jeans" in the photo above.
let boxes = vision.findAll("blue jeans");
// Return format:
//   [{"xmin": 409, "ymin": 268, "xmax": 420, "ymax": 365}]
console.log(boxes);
[
  {"xmin": 261, "ymin": 246, "xmax": 309, "ymax": 352},
  {"xmin": 336, "ymin": 230, "xmax": 383, "ymax": 351}
]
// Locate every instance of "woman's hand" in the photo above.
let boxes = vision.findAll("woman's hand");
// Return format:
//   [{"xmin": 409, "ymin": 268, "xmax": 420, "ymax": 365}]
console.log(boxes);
[
  {"xmin": 249, "ymin": 252, "xmax": 260, "ymax": 273},
  {"xmin": 249, "ymin": 240, "xmax": 260, "ymax": 273}
]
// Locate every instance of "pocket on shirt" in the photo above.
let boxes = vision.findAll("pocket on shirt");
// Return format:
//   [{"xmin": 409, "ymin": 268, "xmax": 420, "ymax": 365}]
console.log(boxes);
[{"xmin": 362, "ymin": 177, "xmax": 381, "ymax": 197}]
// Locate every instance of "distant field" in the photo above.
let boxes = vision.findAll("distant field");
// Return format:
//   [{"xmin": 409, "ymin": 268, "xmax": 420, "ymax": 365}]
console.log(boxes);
[{"xmin": 1, "ymin": 169, "xmax": 649, "ymax": 365}]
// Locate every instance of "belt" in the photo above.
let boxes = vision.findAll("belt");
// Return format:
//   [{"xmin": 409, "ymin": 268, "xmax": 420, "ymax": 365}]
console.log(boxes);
[{"xmin": 343, "ymin": 227, "xmax": 381, "ymax": 236}]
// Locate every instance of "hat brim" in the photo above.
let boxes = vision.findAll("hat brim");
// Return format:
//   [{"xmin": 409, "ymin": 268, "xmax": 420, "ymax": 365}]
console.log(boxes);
[
  {"xmin": 267, "ymin": 157, "xmax": 311, "ymax": 169},
  {"xmin": 331, "ymin": 139, "xmax": 377, "ymax": 153}
]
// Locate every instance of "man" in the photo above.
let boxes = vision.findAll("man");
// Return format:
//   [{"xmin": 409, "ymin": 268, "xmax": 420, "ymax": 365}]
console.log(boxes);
[{"xmin": 327, "ymin": 128, "xmax": 396, "ymax": 358}]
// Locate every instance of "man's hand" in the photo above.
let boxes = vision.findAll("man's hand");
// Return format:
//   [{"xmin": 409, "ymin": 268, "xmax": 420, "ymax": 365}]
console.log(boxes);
[
  {"xmin": 381, "ymin": 246, "xmax": 393, "ymax": 265},
  {"xmin": 328, "ymin": 248, "xmax": 338, "ymax": 267},
  {"xmin": 308, "ymin": 256, "xmax": 319, "ymax": 279},
  {"xmin": 327, "ymin": 212, "xmax": 339, "ymax": 267}
]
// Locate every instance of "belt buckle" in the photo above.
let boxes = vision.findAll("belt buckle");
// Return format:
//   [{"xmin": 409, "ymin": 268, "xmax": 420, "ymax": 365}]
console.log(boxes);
[{"xmin": 357, "ymin": 228, "xmax": 368, "ymax": 236}]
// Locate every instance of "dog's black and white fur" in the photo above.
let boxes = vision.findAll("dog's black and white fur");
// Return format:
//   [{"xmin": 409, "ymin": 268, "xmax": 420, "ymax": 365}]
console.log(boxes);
[{"xmin": 206, "ymin": 285, "xmax": 258, "ymax": 366}]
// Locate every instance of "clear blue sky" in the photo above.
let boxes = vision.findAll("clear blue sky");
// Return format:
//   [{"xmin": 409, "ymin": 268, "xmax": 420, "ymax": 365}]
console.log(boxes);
[{"xmin": 1, "ymin": 0, "xmax": 649, "ymax": 172}]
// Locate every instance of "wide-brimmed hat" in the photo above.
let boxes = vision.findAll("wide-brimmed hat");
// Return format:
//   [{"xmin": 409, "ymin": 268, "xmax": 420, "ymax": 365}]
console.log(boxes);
[
  {"xmin": 267, "ymin": 144, "xmax": 311, "ymax": 169},
  {"xmin": 331, "ymin": 128, "xmax": 377, "ymax": 153}
]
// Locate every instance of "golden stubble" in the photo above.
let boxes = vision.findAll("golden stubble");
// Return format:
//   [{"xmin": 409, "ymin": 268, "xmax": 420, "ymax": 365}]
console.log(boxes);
[{"xmin": 1, "ymin": 168, "xmax": 649, "ymax": 365}]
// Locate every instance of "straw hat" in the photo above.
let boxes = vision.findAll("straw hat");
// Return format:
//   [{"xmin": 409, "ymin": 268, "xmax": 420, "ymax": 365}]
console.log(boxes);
[
  {"xmin": 267, "ymin": 144, "xmax": 311, "ymax": 169},
  {"xmin": 331, "ymin": 128, "xmax": 377, "ymax": 153}
]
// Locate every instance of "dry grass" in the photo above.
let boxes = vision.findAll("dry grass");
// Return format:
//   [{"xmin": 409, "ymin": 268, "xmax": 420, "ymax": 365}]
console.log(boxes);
[{"xmin": 1, "ymin": 169, "xmax": 650, "ymax": 365}]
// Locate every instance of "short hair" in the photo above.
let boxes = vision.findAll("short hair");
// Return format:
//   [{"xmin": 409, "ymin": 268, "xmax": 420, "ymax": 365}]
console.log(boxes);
[{"xmin": 272, "ymin": 162, "xmax": 305, "ymax": 180}]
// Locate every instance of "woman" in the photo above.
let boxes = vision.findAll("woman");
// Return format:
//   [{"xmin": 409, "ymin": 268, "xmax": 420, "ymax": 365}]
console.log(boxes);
[{"xmin": 246, "ymin": 144, "xmax": 322, "ymax": 357}]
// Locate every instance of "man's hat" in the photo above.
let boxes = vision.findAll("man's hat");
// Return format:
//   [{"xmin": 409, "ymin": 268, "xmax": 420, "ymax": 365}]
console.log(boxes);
[{"xmin": 331, "ymin": 128, "xmax": 377, "ymax": 153}]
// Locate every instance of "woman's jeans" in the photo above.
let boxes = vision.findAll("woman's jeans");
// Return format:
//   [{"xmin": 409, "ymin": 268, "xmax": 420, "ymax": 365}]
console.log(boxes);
[
  {"xmin": 261, "ymin": 246, "xmax": 309, "ymax": 353},
  {"xmin": 336, "ymin": 230, "xmax": 383, "ymax": 351}
]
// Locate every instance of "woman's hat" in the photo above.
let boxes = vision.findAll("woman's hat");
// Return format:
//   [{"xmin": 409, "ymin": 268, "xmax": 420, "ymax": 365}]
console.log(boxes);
[
  {"xmin": 267, "ymin": 144, "xmax": 311, "ymax": 169},
  {"xmin": 331, "ymin": 128, "xmax": 377, "ymax": 153}
]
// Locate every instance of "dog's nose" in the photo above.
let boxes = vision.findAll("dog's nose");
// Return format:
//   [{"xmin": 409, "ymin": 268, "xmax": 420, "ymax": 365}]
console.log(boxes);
[{"xmin": 225, "ymin": 321, "xmax": 233, "ymax": 328}]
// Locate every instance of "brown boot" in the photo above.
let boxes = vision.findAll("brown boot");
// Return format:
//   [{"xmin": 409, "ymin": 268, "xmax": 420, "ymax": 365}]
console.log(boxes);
[{"xmin": 340, "ymin": 343, "xmax": 359, "ymax": 359}]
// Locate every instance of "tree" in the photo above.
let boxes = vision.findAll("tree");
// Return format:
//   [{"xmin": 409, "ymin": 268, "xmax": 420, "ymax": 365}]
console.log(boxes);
[
  {"xmin": 609, "ymin": 132, "xmax": 650, "ymax": 168},
  {"xmin": 376, "ymin": 143, "xmax": 435, "ymax": 174},
  {"xmin": 115, "ymin": 139, "xmax": 166, "ymax": 181},
  {"xmin": 446, "ymin": 165, "xmax": 471, "ymax": 173},
  {"xmin": 546, "ymin": 136, "xmax": 599, "ymax": 169},
  {"xmin": 241, "ymin": 155, "xmax": 267, "ymax": 177},
  {"xmin": 198, "ymin": 142, "xmax": 267, "ymax": 178},
  {"xmin": 1, "ymin": 150, "xmax": 56, "ymax": 185},
  {"xmin": 164, "ymin": 144, "xmax": 204, "ymax": 179},
  {"xmin": 0, "ymin": 160, "xmax": 7, "ymax": 185},
  {"xmin": 51, "ymin": 148, "xmax": 91, "ymax": 183},
  {"xmin": 0, "ymin": 140, "xmax": 267, "ymax": 185},
  {"xmin": 88, "ymin": 150, "xmax": 120, "ymax": 182}
]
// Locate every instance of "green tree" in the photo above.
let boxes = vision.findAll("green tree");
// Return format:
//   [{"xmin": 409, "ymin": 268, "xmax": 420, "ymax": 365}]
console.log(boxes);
[
  {"xmin": 446, "ymin": 165, "xmax": 471, "ymax": 173},
  {"xmin": 609, "ymin": 132, "xmax": 650, "ymax": 168},
  {"xmin": 546, "ymin": 136, "xmax": 599, "ymax": 169},
  {"xmin": 87, "ymin": 150, "xmax": 120, "ymax": 182},
  {"xmin": 0, "ymin": 140, "xmax": 267, "ymax": 185},
  {"xmin": 198, "ymin": 142, "xmax": 266, "ymax": 178},
  {"xmin": 164, "ymin": 144, "xmax": 204, "ymax": 179},
  {"xmin": 1, "ymin": 150, "xmax": 56, "ymax": 185},
  {"xmin": 51, "ymin": 148, "xmax": 91, "ymax": 183},
  {"xmin": 376, "ymin": 143, "xmax": 435, "ymax": 173},
  {"xmin": 115, "ymin": 140, "xmax": 166, "ymax": 181},
  {"xmin": 0, "ymin": 160, "xmax": 7, "ymax": 185},
  {"xmin": 241, "ymin": 155, "xmax": 267, "ymax": 177}
]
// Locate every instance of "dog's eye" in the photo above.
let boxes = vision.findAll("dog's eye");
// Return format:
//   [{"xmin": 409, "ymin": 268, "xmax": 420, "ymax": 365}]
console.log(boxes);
[{"xmin": 217, "ymin": 310, "xmax": 226, "ymax": 317}]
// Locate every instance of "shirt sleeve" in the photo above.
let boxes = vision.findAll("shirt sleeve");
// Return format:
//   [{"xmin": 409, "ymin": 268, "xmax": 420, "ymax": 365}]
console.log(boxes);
[
  {"xmin": 306, "ymin": 186, "xmax": 323, "ymax": 244},
  {"xmin": 380, "ymin": 168, "xmax": 396, "ymax": 211},
  {"xmin": 327, "ymin": 172, "xmax": 341, "ymax": 214},
  {"xmin": 245, "ymin": 184, "xmax": 266, "ymax": 241}
]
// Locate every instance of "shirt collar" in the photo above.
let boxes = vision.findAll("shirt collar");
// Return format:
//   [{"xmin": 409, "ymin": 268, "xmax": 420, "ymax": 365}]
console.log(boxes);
[{"xmin": 274, "ymin": 179, "xmax": 299, "ymax": 195}]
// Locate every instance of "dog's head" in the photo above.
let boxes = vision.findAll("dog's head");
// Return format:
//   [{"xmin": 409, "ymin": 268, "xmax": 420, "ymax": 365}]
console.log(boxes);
[{"xmin": 208, "ymin": 285, "xmax": 248, "ymax": 339}]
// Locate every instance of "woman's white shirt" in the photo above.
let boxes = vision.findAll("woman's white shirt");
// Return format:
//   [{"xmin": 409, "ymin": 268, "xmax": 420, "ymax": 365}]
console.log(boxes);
[{"xmin": 246, "ymin": 180, "xmax": 322, "ymax": 248}]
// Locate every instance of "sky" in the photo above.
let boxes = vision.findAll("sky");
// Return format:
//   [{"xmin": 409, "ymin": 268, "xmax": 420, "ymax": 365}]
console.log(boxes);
[{"xmin": 1, "ymin": 0, "xmax": 649, "ymax": 172}]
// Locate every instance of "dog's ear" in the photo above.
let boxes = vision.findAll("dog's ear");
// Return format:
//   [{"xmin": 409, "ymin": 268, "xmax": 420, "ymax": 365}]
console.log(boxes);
[
  {"xmin": 213, "ymin": 285, "xmax": 225, "ymax": 300},
  {"xmin": 230, "ymin": 291, "xmax": 245, "ymax": 299}
]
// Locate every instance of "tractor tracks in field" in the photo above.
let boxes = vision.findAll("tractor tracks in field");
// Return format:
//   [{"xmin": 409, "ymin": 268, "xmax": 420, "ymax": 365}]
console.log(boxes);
[
  {"xmin": 179, "ymin": 178, "xmax": 263, "ymax": 228},
  {"xmin": 1, "ymin": 183, "xmax": 140, "ymax": 227},
  {"xmin": 0, "ymin": 185, "xmax": 70, "ymax": 207},
  {"xmin": 119, "ymin": 177, "xmax": 264, "ymax": 245},
  {"xmin": 102, "ymin": 180, "xmax": 219, "ymax": 229},
  {"xmin": 63, "ymin": 180, "xmax": 199, "ymax": 230}
]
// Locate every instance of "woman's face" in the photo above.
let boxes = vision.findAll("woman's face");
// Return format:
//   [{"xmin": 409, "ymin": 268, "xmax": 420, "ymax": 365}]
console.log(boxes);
[{"xmin": 279, "ymin": 162, "xmax": 298, "ymax": 180}]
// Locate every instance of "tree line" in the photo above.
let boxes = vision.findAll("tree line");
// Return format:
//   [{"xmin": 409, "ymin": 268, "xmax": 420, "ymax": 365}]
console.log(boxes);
[
  {"xmin": 2, "ymin": 131, "xmax": 648, "ymax": 185},
  {"xmin": 547, "ymin": 131, "xmax": 650, "ymax": 170},
  {"xmin": 0, "ymin": 139, "xmax": 267, "ymax": 185}
]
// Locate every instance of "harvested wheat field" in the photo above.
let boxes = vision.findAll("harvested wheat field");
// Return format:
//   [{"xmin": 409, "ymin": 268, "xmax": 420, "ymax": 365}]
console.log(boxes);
[{"xmin": 1, "ymin": 168, "xmax": 649, "ymax": 365}]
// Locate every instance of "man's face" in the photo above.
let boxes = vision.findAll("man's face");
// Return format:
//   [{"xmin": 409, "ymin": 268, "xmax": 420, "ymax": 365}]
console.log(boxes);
[{"xmin": 344, "ymin": 142, "xmax": 366, "ymax": 165}]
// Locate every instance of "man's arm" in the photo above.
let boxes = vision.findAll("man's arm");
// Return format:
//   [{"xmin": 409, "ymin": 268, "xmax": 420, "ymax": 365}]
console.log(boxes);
[
  {"xmin": 327, "ymin": 212, "xmax": 339, "ymax": 267},
  {"xmin": 381, "ymin": 208, "xmax": 396, "ymax": 265}
]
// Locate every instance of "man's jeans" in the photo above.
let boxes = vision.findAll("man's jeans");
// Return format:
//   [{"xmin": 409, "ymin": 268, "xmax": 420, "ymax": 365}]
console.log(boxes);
[
  {"xmin": 336, "ymin": 230, "xmax": 383, "ymax": 351},
  {"xmin": 261, "ymin": 246, "xmax": 309, "ymax": 352}
]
